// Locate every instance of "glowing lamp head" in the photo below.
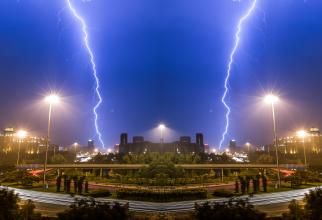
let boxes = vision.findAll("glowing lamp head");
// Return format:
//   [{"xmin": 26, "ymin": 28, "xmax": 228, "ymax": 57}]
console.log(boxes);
[
  {"xmin": 297, "ymin": 130, "xmax": 307, "ymax": 138},
  {"xmin": 45, "ymin": 94, "xmax": 60, "ymax": 105},
  {"xmin": 16, "ymin": 130, "xmax": 27, "ymax": 139},
  {"xmin": 245, "ymin": 142, "xmax": 251, "ymax": 147},
  {"xmin": 264, "ymin": 94, "xmax": 279, "ymax": 104},
  {"xmin": 158, "ymin": 124, "xmax": 165, "ymax": 130}
]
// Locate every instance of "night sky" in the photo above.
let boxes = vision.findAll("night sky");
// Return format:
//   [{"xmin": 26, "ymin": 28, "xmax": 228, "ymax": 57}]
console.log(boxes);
[{"xmin": 0, "ymin": 0, "xmax": 322, "ymax": 148}]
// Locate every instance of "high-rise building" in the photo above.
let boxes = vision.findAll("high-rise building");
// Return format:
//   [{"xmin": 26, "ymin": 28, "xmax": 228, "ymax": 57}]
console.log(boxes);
[
  {"xmin": 88, "ymin": 139, "xmax": 94, "ymax": 149},
  {"xmin": 196, "ymin": 133, "xmax": 204, "ymax": 146},
  {"xmin": 120, "ymin": 133, "xmax": 128, "ymax": 145}
]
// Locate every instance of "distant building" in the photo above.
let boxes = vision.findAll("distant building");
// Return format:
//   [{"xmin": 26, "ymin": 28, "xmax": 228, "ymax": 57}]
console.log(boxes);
[
  {"xmin": 0, "ymin": 127, "xmax": 47, "ymax": 154},
  {"xmin": 88, "ymin": 139, "xmax": 95, "ymax": 148},
  {"xmin": 118, "ymin": 133, "xmax": 205, "ymax": 154},
  {"xmin": 277, "ymin": 127, "xmax": 322, "ymax": 154},
  {"xmin": 229, "ymin": 139, "xmax": 241, "ymax": 153}
]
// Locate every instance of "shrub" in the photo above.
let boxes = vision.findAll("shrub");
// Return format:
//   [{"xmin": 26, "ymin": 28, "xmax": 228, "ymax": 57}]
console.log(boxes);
[
  {"xmin": 116, "ymin": 189, "xmax": 207, "ymax": 202},
  {"xmin": 87, "ymin": 190, "xmax": 111, "ymax": 198},
  {"xmin": 212, "ymin": 189, "xmax": 234, "ymax": 198}
]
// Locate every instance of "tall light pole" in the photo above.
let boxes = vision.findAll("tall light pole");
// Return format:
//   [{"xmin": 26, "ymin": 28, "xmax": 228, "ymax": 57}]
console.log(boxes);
[
  {"xmin": 73, "ymin": 142, "xmax": 78, "ymax": 164},
  {"xmin": 158, "ymin": 124, "xmax": 165, "ymax": 144},
  {"xmin": 297, "ymin": 130, "xmax": 308, "ymax": 170},
  {"xmin": 245, "ymin": 142, "xmax": 251, "ymax": 154},
  {"xmin": 264, "ymin": 94, "xmax": 281, "ymax": 188},
  {"xmin": 43, "ymin": 94, "xmax": 60, "ymax": 189},
  {"xmin": 16, "ymin": 130, "xmax": 27, "ymax": 166}
]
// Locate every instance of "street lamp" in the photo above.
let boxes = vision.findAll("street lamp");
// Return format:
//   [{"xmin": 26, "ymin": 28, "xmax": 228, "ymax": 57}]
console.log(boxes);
[
  {"xmin": 43, "ymin": 93, "xmax": 60, "ymax": 189},
  {"xmin": 297, "ymin": 130, "xmax": 308, "ymax": 170},
  {"xmin": 16, "ymin": 130, "xmax": 27, "ymax": 166},
  {"xmin": 245, "ymin": 142, "xmax": 251, "ymax": 154},
  {"xmin": 73, "ymin": 142, "xmax": 79, "ymax": 153},
  {"xmin": 264, "ymin": 93, "xmax": 281, "ymax": 188},
  {"xmin": 158, "ymin": 124, "xmax": 165, "ymax": 144}
]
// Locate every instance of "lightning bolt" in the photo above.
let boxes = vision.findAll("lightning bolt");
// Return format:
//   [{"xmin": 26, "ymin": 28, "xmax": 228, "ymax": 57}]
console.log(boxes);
[
  {"xmin": 218, "ymin": 0, "xmax": 257, "ymax": 149},
  {"xmin": 66, "ymin": 0, "xmax": 105, "ymax": 148}
]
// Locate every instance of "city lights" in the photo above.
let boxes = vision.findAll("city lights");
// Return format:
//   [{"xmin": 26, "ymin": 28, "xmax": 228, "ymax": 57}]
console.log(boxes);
[
  {"xmin": 297, "ymin": 130, "xmax": 307, "ymax": 138},
  {"xmin": 16, "ymin": 130, "xmax": 27, "ymax": 139}
]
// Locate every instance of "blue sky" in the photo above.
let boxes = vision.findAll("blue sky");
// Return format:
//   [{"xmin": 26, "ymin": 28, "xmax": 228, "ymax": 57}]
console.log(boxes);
[{"xmin": 0, "ymin": 0, "xmax": 321, "ymax": 148}]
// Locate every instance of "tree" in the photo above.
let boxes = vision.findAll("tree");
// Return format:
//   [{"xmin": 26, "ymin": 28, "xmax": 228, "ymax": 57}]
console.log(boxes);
[
  {"xmin": 57, "ymin": 199, "xmax": 130, "ymax": 220},
  {"xmin": 235, "ymin": 180, "xmax": 239, "ymax": 193},
  {"xmin": 0, "ymin": 188, "xmax": 20, "ymax": 220},
  {"xmin": 262, "ymin": 175, "xmax": 267, "ymax": 192},
  {"xmin": 256, "ymin": 154, "xmax": 274, "ymax": 164},
  {"xmin": 1, "ymin": 170, "xmax": 40, "ymax": 186},
  {"xmin": 304, "ymin": 187, "xmax": 322, "ymax": 219},
  {"xmin": 56, "ymin": 175, "xmax": 62, "ymax": 192},
  {"xmin": 282, "ymin": 199, "xmax": 305, "ymax": 220},
  {"xmin": 0, "ymin": 189, "xmax": 42, "ymax": 220},
  {"xmin": 50, "ymin": 154, "xmax": 67, "ymax": 164},
  {"xmin": 194, "ymin": 198, "xmax": 266, "ymax": 220},
  {"xmin": 19, "ymin": 199, "xmax": 42, "ymax": 220}
]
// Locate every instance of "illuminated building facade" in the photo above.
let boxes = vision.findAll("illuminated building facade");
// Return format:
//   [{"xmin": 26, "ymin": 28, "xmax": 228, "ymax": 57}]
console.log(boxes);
[
  {"xmin": 118, "ymin": 133, "xmax": 205, "ymax": 154},
  {"xmin": 278, "ymin": 127, "xmax": 322, "ymax": 154},
  {"xmin": 0, "ymin": 127, "xmax": 47, "ymax": 155}
]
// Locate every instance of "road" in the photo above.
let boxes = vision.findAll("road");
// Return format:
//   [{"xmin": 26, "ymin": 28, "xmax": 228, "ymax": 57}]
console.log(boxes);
[{"xmin": 0, "ymin": 186, "xmax": 316, "ymax": 217}]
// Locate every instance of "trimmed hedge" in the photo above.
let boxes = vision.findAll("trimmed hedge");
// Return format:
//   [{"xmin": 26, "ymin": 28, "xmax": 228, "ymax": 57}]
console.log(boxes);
[
  {"xmin": 116, "ymin": 189, "xmax": 207, "ymax": 202},
  {"xmin": 88, "ymin": 190, "xmax": 112, "ymax": 198},
  {"xmin": 212, "ymin": 189, "xmax": 234, "ymax": 197}
]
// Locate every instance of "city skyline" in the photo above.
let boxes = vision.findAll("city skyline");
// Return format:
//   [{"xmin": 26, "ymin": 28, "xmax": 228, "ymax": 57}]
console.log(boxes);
[{"xmin": 0, "ymin": 0, "xmax": 322, "ymax": 147}]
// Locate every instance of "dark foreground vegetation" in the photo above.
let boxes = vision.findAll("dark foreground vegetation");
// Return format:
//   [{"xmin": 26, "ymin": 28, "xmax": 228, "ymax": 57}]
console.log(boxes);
[{"xmin": 2, "ymin": 187, "xmax": 322, "ymax": 219}]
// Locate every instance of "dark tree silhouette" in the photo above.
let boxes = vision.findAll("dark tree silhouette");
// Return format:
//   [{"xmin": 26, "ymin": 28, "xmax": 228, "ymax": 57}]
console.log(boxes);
[
  {"xmin": 56, "ymin": 175, "xmax": 62, "ymax": 192},
  {"xmin": 262, "ymin": 175, "xmax": 267, "ymax": 192},
  {"xmin": 304, "ymin": 187, "xmax": 322, "ymax": 219},
  {"xmin": 57, "ymin": 198, "xmax": 130, "ymax": 220},
  {"xmin": 194, "ymin": 198, "xmax": 266, "ymax": 220},
  {"xmin": 0, "ymin": 188, "xmax": 42, "ymax": 220},
  {"xmin": 235, "ymin": 180, "xmax": 239, "ymax": 193}
]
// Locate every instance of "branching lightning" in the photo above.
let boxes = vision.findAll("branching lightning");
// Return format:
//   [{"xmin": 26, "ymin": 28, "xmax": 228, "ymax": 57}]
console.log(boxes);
[
  {"xmin": 66, "ymin": 0, "xmax": 105, "ymax": 148},
  {"xmin": 218, "ymin": 0, "xmax": 257, "ymax": 149}
]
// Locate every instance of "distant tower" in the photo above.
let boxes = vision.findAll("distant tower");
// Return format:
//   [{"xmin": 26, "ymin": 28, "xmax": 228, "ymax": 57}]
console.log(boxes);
[
  {"xmin": 196, "ymin": 133, "xmax": 204, "ymax": 146},
  {"xmin": 120, "ymin": 133, "xmax": 128, "ymax": 145},
  {"xmin": 229, "ymin": 140, "xmax": 237, "ymax": 148},
  {"xmin": 88, "ymin": 139, "xmax": 94, "ymax": 149}
]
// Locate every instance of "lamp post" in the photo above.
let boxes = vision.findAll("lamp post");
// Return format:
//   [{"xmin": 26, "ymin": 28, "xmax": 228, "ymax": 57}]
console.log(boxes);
[
  {"xmin": 73, "ymin": 142, "xmax": 78, "ymax": 164},
  {"xmin": 264, "ymin": 94, "xmax": 281, "ymax": 188},
  {"xmin": 16, "ymin": 130, "xmax": 27, "ymax": 166},
  {"xmin": 245, "ymin": 142, "xmax": 251, "ymax": 154},
  {"xmin": 158, "ymin": 124, "xmax": 165, "ymax": 144},
  {"xmin": 297, "ymin": 130, "xmax": 308, "ymax": 170},
  {"xmin": 43, "ymin": 94, "xmax": 60, "ymax": 189}
]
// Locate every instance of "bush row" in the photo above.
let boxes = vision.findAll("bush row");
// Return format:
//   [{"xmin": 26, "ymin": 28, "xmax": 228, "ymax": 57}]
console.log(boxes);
[{"xmin": 116, "ymin": 189, "xmax": 207, "ymax": 202}]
